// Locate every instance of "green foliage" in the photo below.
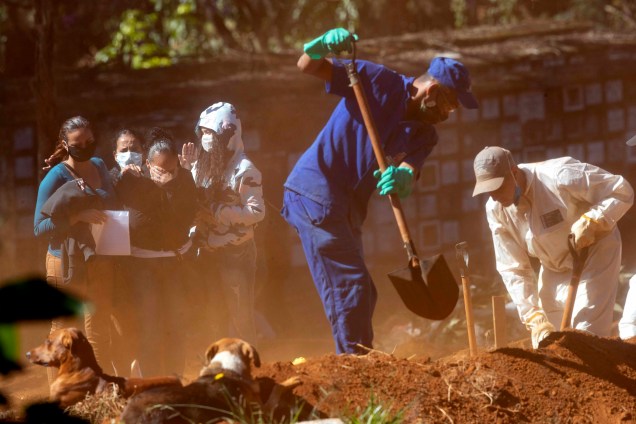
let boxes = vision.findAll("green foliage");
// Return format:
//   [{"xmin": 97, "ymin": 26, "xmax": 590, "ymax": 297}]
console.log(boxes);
[
  {"xmin": 0, "ymin": 324, "xmax": 20, "ymax": 375},
  {"xmin": 94, "ymin": 0, "xmax": 362, "ymax": 68},
  {"xmin": 450, "ymin": 0, "xmax": 467, "ymax": 28},
  {"xmin": 484, "ymin": 0, "xmax": 519, "ymax": 25},
  {"xmin": 347, "ymin": 395, "xmax": 404, "ymax": 424},
  {"xmin": 4, "ymin": 0, "xmax": 636, "ymax": 73},
  {"xmin": 95, "ymin": 0, "xmax": 205, "ymax": 69},
  {"xmin": 0, "ymin": 325, "xmax": 18, "ymax": 363},
  {"xmin": 95, "ymin": 6, "xmax": 172, "ymax": 69},
  {"xmin": 560, "ymin": 0, "xmax": 636, "ymax": 27},
  {"xmin": 335, "ymin": 0, "xmax": 360, "ymax": 25}
]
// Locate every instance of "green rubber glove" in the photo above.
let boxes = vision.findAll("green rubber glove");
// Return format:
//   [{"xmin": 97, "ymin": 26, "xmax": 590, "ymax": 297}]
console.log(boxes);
[
  {"xmin": 373, "ymin": 166, "xmax": 414, "ymax": 198},
  {"xmin": 303, "ymin": 28, "xmax": 358, "ymax": 59}
]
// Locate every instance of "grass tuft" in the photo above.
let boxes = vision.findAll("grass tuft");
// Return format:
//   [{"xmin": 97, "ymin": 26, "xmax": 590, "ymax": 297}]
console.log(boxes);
[
  {"xmin": 66, "ymin": 384, "xmax": 127, "ymax": 423},
  {"xmin": 346, "ymin": 395, "xmax": 404, "ymax": 424}
]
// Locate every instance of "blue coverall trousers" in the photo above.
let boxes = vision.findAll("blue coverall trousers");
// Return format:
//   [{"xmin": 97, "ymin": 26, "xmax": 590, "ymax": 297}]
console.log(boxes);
[{"xmin": 281, "ymin": 189, "xmax": 377, "ymax": 354}]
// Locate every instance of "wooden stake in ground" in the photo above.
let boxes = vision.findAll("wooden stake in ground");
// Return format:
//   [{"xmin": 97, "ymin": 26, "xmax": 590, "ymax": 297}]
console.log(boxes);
[
  {"xmin": 492, "ymin": 295, "xmax": 507, "ymax": 349},
  {"xmin": 455, "ymin": 242, "xmax": 477, "ymax": 357}
]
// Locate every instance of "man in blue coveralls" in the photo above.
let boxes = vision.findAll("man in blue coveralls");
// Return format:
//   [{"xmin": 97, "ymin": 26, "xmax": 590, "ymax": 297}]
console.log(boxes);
[{"xmin": 281, "ymin": 28, "xmax": 479, "ymax": 354}]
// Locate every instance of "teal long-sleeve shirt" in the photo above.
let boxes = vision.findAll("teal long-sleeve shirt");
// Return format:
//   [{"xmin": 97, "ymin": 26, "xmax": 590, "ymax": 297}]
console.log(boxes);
[{"xmin": 33, "ymin": 158, "xmax": 118, "ymax": 257}]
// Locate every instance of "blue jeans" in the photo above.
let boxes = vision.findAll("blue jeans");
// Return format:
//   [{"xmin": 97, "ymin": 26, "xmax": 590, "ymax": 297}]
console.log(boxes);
[{"xmin": 281, "ymin": 189, "xmax": 376, "ymax": 354}]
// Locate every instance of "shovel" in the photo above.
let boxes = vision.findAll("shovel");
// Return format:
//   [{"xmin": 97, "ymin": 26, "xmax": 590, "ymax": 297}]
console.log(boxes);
[
  {"xmin": 560, "ymin": 233, "xmax": 590, "ymax": 330},
  {"xmin": 341, "ymin": 41, "xmax": 458, "ymax": 320}
]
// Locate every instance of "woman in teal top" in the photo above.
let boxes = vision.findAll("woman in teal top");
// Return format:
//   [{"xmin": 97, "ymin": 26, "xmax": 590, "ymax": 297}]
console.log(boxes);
[{"xmin": 34, "ymin": 116, "xmax": 118, "ymax": 382}]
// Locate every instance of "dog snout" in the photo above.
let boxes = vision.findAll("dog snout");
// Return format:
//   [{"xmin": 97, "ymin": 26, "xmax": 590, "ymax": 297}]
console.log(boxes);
[{"xmin": 25, "ymin": 351, "xmax": 31, "ymax": 360}]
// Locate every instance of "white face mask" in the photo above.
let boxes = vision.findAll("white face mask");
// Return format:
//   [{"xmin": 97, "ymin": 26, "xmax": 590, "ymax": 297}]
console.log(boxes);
[
  {"xmin": 201, "ymin": 134, "xmax": 214, "ymax": 152},
  {"xmin": 116, "ymin": 151, "xmax": 142, "ymax": 169}
]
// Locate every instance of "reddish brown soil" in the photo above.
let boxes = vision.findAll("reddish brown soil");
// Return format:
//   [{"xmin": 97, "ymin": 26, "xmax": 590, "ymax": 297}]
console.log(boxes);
[
  {"xmin": 2, "ymin": 331, "xmax": 635, "ymax": 423},
  {"xmin": 255, "ymin": 331, "xmax": 635, "ymax": 423}
]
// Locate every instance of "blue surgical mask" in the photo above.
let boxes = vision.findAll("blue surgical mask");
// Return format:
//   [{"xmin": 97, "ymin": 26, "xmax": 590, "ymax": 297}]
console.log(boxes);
[
  {"xmin": 507, "ymin": 157, "xmax": 522, "ymax": 206},
  {"xmin": 116, "ymin": 151, "xmax": 142, "ymax": 169},
  {"xmin": 513, "ymin": 184, "xmax": 522, "ymax": 206}
]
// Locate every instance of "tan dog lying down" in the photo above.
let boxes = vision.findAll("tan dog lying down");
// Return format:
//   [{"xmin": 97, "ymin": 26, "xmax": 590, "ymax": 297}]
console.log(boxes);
[
  {"xmin": 26, "ymin": 327, "xmax": 182, "ymax": 407},
  {"xmin": 120, "ymin": 337, "xmax": 302, "ymax": 423}
]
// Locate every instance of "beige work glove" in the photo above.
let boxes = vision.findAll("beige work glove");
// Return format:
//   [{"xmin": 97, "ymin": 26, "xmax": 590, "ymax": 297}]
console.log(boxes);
[
  {"xmin": 570, "ymin": 213, "xmax": 611, "ymax": 250},
  {"xmin": 527, "ymin": 311, "xmax": 555, "ymax": 349}
]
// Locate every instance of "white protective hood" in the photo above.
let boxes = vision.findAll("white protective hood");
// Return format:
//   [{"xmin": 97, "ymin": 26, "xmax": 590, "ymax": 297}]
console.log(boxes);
[{"xmin": 196, "ymin": 102, "xmax": 245, "ymax": 185}]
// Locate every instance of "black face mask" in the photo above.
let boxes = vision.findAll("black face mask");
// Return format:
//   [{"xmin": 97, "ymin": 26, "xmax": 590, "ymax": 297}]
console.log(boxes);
[
  {"xmin": 418, "ymin": 102, "xmax": 446, "ymax": 125},
  {"xmin": 67, "ymin": 142, "xmax": 97, "ymax": 162}
]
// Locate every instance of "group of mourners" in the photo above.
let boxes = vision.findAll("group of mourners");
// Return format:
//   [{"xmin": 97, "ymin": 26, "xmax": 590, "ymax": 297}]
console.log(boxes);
[
  {"xmin": 33, "ymin": 27, "xmax": 636, "ymax": 385},
  {"xmin": 34, "ymin": 103, "xmax": 263, "ymax": 378}
]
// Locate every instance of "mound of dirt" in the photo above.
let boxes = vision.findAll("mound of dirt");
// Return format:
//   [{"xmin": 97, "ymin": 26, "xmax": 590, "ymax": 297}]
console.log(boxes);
[
  {"xmin": 255, "ymin": 331, "xmax": 636, "ymax": 423},
  {"xmin": 2, "ymin": 331, "xmax": 634, "ymax": 423}
]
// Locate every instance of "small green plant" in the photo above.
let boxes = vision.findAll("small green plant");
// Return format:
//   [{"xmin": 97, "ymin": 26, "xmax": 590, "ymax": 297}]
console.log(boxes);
[
  {"xmin": 126, "ymin": 380, "xmax": 319, "ymax": 424},
  {"xmin": 215, "ymin": 383, "xmax": 319, "ymax": 424},
  {"xmin": 347, "ymin": 395, "xmax": 403, "ymax": 424}
]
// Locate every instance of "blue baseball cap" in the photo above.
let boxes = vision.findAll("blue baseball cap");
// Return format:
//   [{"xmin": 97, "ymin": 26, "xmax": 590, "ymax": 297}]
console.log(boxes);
[{"xmin": 428, "ymin": 57, "xmax": 479, "ymax": 109}]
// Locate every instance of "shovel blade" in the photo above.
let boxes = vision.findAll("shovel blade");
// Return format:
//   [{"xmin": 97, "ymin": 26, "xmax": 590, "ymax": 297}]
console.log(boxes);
[{"xmin": 387, "ymin": 254, "xmax": 459, "ymax": 320}]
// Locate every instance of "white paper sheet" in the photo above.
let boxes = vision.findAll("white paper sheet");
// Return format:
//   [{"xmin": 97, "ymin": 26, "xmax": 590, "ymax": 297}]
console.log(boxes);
[{"xmin": 91, "ymin": 210, "xmax": 131, "ymax": 256}]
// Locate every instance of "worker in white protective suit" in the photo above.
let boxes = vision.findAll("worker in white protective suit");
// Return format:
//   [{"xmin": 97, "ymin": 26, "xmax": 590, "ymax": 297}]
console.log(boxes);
[
  {"xmin": 619, "ymin": 275, "xmax": 636, "ymax": 339},
  {"xmin": 619, "ymin": 135, "xmax": 636, "ymax": 340},
  {"xmin": 472, "ymin": 146, "xmax": 633, "ymax": 348}
]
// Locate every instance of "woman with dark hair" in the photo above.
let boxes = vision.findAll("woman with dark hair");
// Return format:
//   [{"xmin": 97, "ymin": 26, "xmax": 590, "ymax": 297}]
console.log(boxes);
[
  {"xmin": 114, "ymin": 127, "xmax": 197, "ymax": 376},
  {"xmin": 110, "ymin": 128, "xmax": 145, "ymax": 179},
  {"xmin": 187, "ymin": 102, "xmax": 265, "ymax": 345},
  {"xmin": 34, "ymin": 116, "xmax": 118, "ymax": 383}
]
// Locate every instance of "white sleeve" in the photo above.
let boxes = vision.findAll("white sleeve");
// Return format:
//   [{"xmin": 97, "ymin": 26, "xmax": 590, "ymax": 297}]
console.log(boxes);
[
  {"xmin": 557, "ymin": 163, "xmax": 633, "ymax": 230},
  {"xmin": 486, "ymin": 204, "xmax": 541, "ymax": 324},
  {"xmin": 215, "ymin": 164, "xmax": 265, "ymax": 227}
]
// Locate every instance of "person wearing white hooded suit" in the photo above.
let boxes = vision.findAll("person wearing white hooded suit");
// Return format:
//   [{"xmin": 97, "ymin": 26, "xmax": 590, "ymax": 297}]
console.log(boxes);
[
  {"xmin": 472, "ymin": 146, "xmax": 633, "ymax": 348},
  {"xmin": 619, "ymin": 275, "xmax": 636, "ymax": 339},
  {"xmin": 619, "ymin": 135, "xmax": 636, "ymax": 340},
  {"xmin": 184, "ymin": 102, "xmax": 265, "ymax": 345}
]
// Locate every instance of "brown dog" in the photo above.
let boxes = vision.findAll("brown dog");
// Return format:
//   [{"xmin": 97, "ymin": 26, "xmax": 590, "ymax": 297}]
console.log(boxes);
[
  {"xmin": 120, "ymin": 337, "xmax": 302, "ymax": 423},
  {"xmin": 26, "ymin": 327, "xmax": 182, "ymax": 407}
]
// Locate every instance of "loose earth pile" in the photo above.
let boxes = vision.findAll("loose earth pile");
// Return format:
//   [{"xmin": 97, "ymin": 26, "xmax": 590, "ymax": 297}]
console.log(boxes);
[
  {"xmin": 2, "ymin": 331, "xmax": 634, "ymax": 423},
  {"xmin": 255, "ymin": 331, "xmax": 635, "ymax": 423}
]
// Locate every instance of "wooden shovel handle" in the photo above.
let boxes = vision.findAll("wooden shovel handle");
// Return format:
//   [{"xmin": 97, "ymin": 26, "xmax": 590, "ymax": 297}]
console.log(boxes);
[
  {"xmin": 346, "ymin": 63, "xmax": 418, "ymax": 266},
  {"xmin": 560, "ymin": 234, "xmax": 590, "ymax": 330},
  {"xmin": 560, "ymin": 282, "xmax": 578, "ymax": 330},
  {"xmin": 461, "ymin": 275, "xmax": 478, "ymax": 356}
]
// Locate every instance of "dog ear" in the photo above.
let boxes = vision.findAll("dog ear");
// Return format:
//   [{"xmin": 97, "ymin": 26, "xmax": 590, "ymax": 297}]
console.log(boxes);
[
  {"xmin": 60, "ymin": 329, "xmax": 76, "ymax": 349},
  {"xmin": 205, "ymin": 343, "xmax": 219, "ymax": 362},
  {"xmin": 242, "ymin": 342, "xmax": 261, "ymax": 368}
]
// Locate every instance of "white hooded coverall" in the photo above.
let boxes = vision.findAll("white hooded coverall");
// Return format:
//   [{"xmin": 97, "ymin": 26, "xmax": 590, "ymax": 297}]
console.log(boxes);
[
  {"xmin": 619, "ymin": 275, "xmax": 636, "ymax": 339},
  {"xmin": 190, "ymin": 102, "xmax": 266, "ymax": 343},
  {"xmin": 486, "ymin": 157, "xmax": 633, "ymax": 336}
]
